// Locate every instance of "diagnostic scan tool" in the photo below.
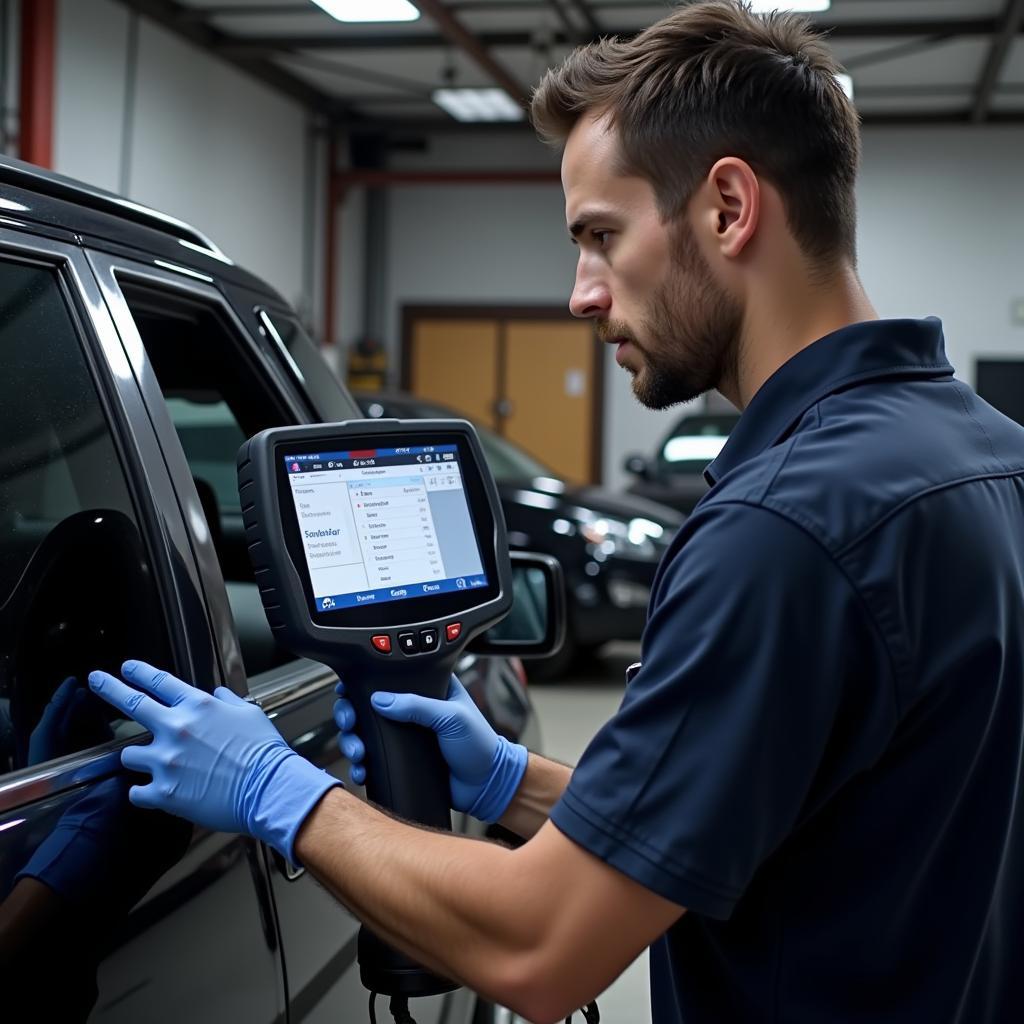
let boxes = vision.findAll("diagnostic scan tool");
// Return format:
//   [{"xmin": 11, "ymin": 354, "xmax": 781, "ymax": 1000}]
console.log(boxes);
[{"xmin": 237, "ymin": 419, "xmax": 516, "ymax": 1002}]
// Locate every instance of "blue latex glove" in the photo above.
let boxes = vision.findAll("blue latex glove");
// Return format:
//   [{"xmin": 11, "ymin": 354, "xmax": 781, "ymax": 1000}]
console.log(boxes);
[
  {"xmin": 28, "ymin": 677, "xmax": 113, "ymax": 767},
  {"xmin": 334, "ymin": 675, "xmax": 528, "ymax": 823},
  {"xmin": 88, "ymin": 660, "xmax": 339, "ymax": 862}
]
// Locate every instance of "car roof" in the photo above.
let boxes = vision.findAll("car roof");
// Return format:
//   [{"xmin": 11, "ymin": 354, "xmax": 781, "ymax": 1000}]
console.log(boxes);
[{"xmin": 0, "ymin": 154, "xmax": 284, "ymax": 301}]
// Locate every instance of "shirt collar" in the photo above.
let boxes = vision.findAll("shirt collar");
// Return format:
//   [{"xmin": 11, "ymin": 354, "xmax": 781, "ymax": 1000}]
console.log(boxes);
[{"xmin": 705, "ymin": 318, "xmax": 954, "ymax": 486}]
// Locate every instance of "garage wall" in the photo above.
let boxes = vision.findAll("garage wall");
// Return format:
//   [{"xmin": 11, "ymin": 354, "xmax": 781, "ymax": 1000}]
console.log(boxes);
[
  {"xmin": 857, "ymin": 127, "xmax": 1024, "ymax": 383},
  {"xmin": 53, "ymin": 0, "xmax": 317, "ymax": 315},
  {"xmin": 363, "ymin": 126, "xmax": 1024, "ymax": 490}
]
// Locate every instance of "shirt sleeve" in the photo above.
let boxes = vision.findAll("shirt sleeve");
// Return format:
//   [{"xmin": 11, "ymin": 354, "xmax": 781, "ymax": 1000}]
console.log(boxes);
[{"xmin": 549, "ymin": 501, "xmax": 896, "ymax": 919}]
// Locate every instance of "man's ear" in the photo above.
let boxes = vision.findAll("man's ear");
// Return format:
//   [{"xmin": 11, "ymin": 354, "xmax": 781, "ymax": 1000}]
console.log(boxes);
[{"xmin": 702, "ymin": 157, "xmax": 760, "ymax": 260}]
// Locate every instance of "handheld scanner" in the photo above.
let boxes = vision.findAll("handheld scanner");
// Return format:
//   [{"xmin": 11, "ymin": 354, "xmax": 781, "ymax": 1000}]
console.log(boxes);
[
  {"xmin": 238, "ymin": 420, "xmax": 513, "ymax": 998},
  {"xmin": 237, "ymin": 419, "xmax": 513, "ymax": 834}
]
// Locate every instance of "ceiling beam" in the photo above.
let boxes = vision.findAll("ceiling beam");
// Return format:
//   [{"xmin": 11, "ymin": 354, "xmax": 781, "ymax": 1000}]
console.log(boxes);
[
  {"xmin": 414, "ymin": 0, "xmax": 530, "ymax": 104},
  {"xmin": 547, "ymin": 0, "xmax": 585, "ymax": 44},
  {"xmin": 110, "ymin": 0, "xmax": 348, "ymax": 119},
  {"xmin": 320, "ymin": 107, "xmax": 1024, "ymax": 139},
  {"xmin": 971, "ymin": 0, "xmax": 1024, "ymax": 123},
  {"xmin": 566, "ymin": 0, "xmax": 602, "ymax": 38},
  {"xmin": 214, "ymin": 18, "xmax": 1006, "ymax": 54}
]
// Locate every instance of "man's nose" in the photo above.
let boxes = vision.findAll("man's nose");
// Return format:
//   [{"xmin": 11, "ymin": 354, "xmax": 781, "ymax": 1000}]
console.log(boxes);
[{"xmin": 569, "ymin": 262, "xmax": 610, "ymax": 319}]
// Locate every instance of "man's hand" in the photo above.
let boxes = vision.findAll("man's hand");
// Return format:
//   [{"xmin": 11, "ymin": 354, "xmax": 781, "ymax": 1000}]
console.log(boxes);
[
  {"xmin": 88, "ymin": 660, "xmax": 339, "ymax": 861},
  {"xmin": 27, "ymin": 676, "xmax": 113, "ymax": 766},
  {"xmin": 334, "ymin": 675, "xmax": 528, "ymax": 822}
]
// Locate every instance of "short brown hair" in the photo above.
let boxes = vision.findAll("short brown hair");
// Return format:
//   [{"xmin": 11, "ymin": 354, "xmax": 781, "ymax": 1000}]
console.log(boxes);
[{"xmin": 532, "ymin": 0, "xmax": 861, "ymax": 266}]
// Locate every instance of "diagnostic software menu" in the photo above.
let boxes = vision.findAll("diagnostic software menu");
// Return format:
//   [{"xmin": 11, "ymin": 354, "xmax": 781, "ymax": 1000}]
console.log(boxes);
[{"xmin": 283, "ymin": 445, "xmax": 488, "ymax": 611}]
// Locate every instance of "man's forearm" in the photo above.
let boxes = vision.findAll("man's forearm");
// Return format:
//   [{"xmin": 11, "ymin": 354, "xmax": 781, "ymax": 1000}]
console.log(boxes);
[
  {"xmin": 294, "ymin": 788, "xmax": 565, "ymax": 1016},
  {"xmin": 498, "ymin": 752, "xmax": 572, "ymax": 839}
]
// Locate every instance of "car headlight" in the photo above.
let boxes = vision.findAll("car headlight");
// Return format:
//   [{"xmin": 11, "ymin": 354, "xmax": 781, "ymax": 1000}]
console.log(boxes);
[{"xmin": 578, "ymin": 516, "xmax": 666, "ymax": 560}]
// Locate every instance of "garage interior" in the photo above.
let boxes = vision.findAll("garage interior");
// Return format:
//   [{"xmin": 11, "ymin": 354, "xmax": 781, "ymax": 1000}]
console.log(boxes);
[{"xmin": 3, "ymin": 1, "xmax": 1024, "ymax": 1022}]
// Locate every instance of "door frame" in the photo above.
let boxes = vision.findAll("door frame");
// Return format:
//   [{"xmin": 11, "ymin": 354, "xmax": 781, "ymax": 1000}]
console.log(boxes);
[{"xmin": 401, "ymin": 304, "xmax": 605, "ymax": 484}]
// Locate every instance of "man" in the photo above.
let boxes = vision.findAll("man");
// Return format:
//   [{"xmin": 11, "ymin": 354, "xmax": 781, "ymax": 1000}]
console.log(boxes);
[{"xmin": 89, "ymin": 3, "xmax": 1024, "ymax": 1021}]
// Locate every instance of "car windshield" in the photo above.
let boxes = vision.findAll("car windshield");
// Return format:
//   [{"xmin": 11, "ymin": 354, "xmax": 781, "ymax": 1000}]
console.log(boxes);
[
  {"xmin": 475, "ymin": 427, "xmax": 551, "ymax": 481},
  {"xmin": 358, "ymin": 395, "xmax": 553, "ymax": 482},
  {"xmin": 657, "ymin": 414, "xmax": 738, "ymax": 476}
]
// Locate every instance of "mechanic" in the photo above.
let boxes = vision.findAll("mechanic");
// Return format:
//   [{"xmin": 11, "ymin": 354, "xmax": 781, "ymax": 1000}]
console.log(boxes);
[{"xmin": 88, "ymin": 3, "xmax": 1024, "ymax": 1021}]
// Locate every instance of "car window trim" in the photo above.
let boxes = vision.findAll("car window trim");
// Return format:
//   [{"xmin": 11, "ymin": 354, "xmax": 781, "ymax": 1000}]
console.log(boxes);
[
  {"xmin": 85, "ymin": 253, "xmax": 343, "ymax": 710},
  {"xmin": 87, "ymin": 254, "xmax": 309, "ymax": 691},
  {"xmin": 0, "ymin": 231, "xmax": 200, "ymax": 803}
]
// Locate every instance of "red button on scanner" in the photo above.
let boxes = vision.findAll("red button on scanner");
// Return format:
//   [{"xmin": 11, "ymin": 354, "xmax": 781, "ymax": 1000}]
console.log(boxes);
[
  {"xmin": 371, "ymin": 634, "xmax": 392, "ymax": 654},
  {"xmin": 445, "ymin": 622, "xmax": 462, "ymax": 643}
]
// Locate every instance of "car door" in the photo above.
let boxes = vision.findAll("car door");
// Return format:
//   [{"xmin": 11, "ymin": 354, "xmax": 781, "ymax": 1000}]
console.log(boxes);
[
  {"xmin": 0, "ymin": 231, "xmax": 285, "ymax": 1023},
  {"xmin": 85, "ymin": 251, "xmax": 393, "ymax": 1022}
]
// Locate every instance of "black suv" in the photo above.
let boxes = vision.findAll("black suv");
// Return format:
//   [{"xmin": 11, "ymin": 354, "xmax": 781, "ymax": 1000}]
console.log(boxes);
[{"xmin": 0, "ymin": 155, "xmax": 539, "ymax": 1023}]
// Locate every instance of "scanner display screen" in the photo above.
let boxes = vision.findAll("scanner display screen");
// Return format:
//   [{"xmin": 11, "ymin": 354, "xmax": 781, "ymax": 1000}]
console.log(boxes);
[{"xmin": 283, "ymin": 444, "xmax": 489, "ymax": 615}]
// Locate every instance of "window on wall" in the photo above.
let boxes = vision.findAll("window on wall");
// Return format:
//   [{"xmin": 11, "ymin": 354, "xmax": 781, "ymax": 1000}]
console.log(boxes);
[
  {"xmin": 976, "ymin": 360, "xmax": 1024, "ymax": 427},
  {"xmin": 0, "ymin": 260, "xmax": 172, "ymax": 776}
]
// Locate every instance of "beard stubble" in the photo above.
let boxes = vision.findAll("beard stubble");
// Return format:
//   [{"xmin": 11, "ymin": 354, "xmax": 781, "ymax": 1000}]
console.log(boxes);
[{"xmin": 601, "ymin": 224, "xmax": 742, "ymax": 410}]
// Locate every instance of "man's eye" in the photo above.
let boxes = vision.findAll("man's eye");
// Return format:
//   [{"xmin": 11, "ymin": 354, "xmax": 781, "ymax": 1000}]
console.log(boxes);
[{"xmin": 593, "ymin": 230, "xmax": 611, "ymax": 248}]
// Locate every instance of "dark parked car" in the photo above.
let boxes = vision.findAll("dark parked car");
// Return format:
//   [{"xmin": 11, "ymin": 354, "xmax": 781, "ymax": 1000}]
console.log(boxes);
[
  {"xmin": 0, "ymin": 155, "xmax": 539, "ymax": 1023},
  {"xmin": 624, "ymin": 411, "xmax": 740, "ymax": 514},
  {"xmin": 357, "ymin": 393, "xmax": 683, "ymax": 675}
]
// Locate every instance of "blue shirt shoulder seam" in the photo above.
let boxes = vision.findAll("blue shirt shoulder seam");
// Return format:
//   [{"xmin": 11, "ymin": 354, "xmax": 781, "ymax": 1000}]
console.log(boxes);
[
  {"xmin": 693, "ymin": 498, "xmax": 906, "ymax": 717},
  {"xmin": 951, "ymin": 379, "xmax": 1009, "ymax": 474},
  {"xmin": 835, "ymin": 468, "xmax": 1024, "ymax": 558}
]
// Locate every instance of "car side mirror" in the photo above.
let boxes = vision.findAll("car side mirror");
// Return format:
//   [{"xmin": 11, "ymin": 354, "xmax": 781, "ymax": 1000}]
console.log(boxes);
[
  {"xmin": 467, "ymin": 551, "xmax": 566, "ymax": 659},
  {"xmin": 623, "ymin": 453, "xmax": 649, "ymax": 479}
]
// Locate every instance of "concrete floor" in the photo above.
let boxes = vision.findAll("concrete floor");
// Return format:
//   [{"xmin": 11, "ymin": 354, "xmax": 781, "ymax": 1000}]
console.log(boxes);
[{"xmin": 528, "ymin": 642, "xmax": 652, "ymax": 1024}]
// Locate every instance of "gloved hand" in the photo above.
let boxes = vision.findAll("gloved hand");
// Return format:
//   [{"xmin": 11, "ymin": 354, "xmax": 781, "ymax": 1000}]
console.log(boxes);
[
  {"xmin": 14, "ymin": 775, "xmax": 190, "ymax": 913},
  {"xmin": 88, "ymin": 660, "xmax": 339, "ymax": 861},
  {"xmin": 334, "ymin": 675, "xmax": 528, "ymax": 823},
  {"xmin": 28, "ymin": 676, "xmax": 113, "ymax": 767}
]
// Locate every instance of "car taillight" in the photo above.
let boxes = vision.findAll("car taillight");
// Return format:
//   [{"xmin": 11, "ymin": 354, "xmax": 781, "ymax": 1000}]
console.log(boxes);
[{"xmin": 510, "ymin": 656, "xmax": 528, "ymax": 690}]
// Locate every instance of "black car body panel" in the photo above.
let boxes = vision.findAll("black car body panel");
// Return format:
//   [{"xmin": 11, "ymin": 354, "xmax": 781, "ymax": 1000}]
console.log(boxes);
[
  {"xmin": 0, "ymin": 156, "xmax": 537, "ymax": 1022},
  {"xmin": 356, "ymin": 393, "xmax": 683, "ymax": 655}
]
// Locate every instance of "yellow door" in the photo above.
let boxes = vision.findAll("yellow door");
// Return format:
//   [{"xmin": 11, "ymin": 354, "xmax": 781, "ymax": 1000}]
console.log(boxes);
[
  {"xmin": 409, "ymin": 319, "xmax": 500, "ymax": 429},
  {"xmin": 504, "ymin": 320, "xmax": 597, "ymax": 484}
]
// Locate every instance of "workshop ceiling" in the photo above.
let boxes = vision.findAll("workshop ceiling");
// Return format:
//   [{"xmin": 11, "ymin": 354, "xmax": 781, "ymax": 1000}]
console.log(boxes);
[{"xmin": 118, "ymin": 0, "xmax": 1024, "ymax": 129}]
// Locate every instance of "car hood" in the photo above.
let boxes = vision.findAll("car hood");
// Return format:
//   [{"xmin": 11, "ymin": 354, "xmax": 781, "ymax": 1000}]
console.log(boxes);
[{"xmin": 500, "ymin": 477, "xmax": 684, "ymax": 527}]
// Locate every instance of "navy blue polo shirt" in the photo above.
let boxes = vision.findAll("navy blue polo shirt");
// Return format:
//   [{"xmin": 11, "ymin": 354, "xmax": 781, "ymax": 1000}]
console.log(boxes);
[{"xmin": 550, "ymin": 319, "xmax": 1024, "ymax": 1022}]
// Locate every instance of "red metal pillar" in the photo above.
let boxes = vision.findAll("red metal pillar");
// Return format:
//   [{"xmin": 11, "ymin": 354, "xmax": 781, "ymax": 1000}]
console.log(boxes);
[{"xmin": 19, "ymin": 0, "xmax": 57, "ymax": 168}]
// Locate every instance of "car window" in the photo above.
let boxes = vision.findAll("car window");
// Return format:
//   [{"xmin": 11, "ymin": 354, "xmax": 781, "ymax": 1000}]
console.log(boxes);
[
  {"xmin": 657, "ymin": 415, "xmax": 737, "ymax": 476},
  {"xmin": 258, "ymin": 308, "xmax": 359, "ymax": 422},
  {"xmin": 117, "ymin": 281, "xmax": 301, "ymax": 679},
  {"xmin": 0, "ymin": 259, "xmax": 172, "ymax": 776},
  {"xmin": 476, "ymin": 427, "xmax": 552, "ymax": 482},
  {"xmin": 358, "ymin": 395, "xmax": 553, "ymax": 482}
]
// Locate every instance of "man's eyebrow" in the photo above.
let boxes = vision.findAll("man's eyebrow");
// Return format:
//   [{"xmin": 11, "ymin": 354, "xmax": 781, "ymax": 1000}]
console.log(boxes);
[{"xmin": 568, "ymin": 209, "xmax": 616, "ymax": 239}]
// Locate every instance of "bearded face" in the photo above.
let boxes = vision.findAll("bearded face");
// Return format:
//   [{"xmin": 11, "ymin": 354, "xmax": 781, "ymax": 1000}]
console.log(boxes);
[{"xmin": 598, "ymin": 223, "xmax": 742, "ymax": 410}]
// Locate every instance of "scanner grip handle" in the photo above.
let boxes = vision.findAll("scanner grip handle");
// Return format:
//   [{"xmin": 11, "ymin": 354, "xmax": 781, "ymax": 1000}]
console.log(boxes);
[{"xmin": 346, "ymin": 671, "xmax": 452, "ymax": 831}]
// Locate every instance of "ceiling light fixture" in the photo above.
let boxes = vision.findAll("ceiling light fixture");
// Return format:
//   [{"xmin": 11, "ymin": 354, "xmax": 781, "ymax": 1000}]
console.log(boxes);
[
  {"xmin": 432, "ymin": 88, "xmax": 524, "ymax": 122},
  {"xmin": 835, "ymin": 72, "xmax": 854, "ymax": 100},
  {"xmin": 748, "ymin": 1, "xmax": 831, "ymax": 13},
  {"xmin": 310, "ymin": 0, "xmax": 420, "ymax": 23}
]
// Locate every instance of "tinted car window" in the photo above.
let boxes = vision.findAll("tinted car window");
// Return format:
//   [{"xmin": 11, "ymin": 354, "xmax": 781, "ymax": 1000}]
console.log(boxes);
[
  {"xmin": 0, "ymin": 260, "xmax": 171, "ymax": 775},
  {"xmin": 359, "ymin": 394, "xmax": 553, "ymax": 482},
  {"xmin": 657, "ymin": 414, "xmax": 738, "ymax": 476},
  {"xmin": 259, "ymin": 309, "xmax": 358, "ymax": 422},
  {"xmin": 117, "ymin": 281, "xmax": 298, "ymax": 678}
]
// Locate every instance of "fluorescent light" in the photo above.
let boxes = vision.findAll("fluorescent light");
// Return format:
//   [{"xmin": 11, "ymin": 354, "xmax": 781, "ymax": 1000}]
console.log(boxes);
[
  {"xmin": 748, "ymin": 1, "xmax": 831, "ymax": 12},
  {"xmin": 311, "ymin": 0, "xmax": 420, "ymax": 22},
  {"xmin": 432, "ymin": 88, "xmax": 524, "ymax": 122},
  {"xmin": 835, "ymin": 72, "xmax": 854, "ymax": 100}
]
